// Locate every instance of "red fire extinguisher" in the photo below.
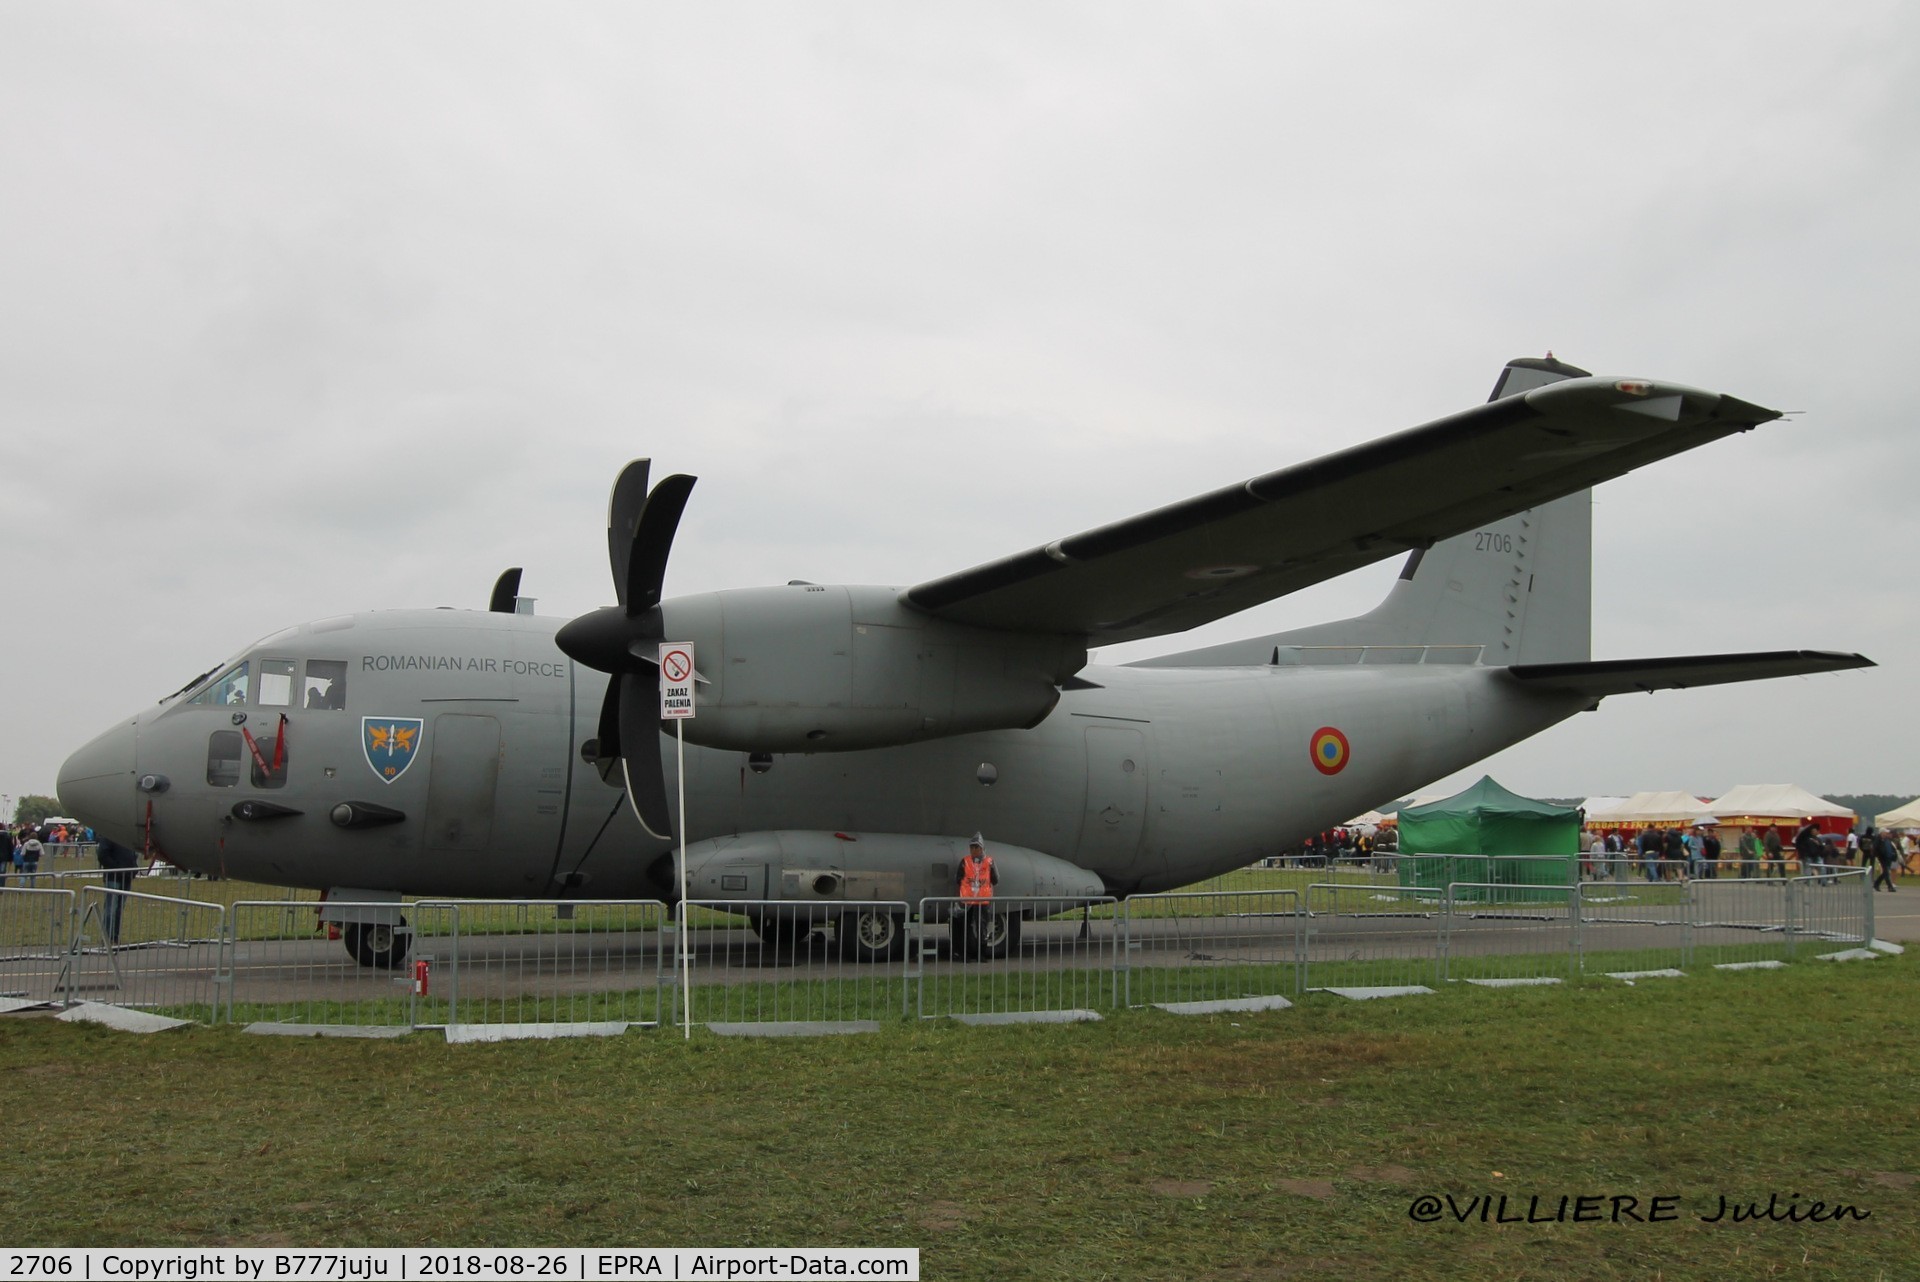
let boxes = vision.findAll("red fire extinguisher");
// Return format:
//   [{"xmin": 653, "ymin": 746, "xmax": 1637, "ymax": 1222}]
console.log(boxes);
[{"xmin": 414, "ymin": 958, "xmax": 431, "ymax": 996}]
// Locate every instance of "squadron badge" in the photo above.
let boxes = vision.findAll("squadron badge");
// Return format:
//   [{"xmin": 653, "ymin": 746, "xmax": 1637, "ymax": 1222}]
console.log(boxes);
[{"xmin": 362, "ymin": 716, "xmax": 425, "ymax": 783}]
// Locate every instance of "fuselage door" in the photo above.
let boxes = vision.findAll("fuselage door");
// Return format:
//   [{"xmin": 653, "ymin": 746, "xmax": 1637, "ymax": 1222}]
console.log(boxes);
[
  {"xmin": 424, "ymin": 713, "xmax": 502, "ymax": 852},
  {"xmin": 1077, "ymin": 724, "xmax": 1150, "ymax": 877}
]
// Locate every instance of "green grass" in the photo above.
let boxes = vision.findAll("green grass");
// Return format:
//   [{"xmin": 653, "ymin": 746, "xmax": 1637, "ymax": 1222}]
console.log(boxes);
[{"xmin": 8, "ymin": 954, "xmax": 1916, "ymax": 1279}]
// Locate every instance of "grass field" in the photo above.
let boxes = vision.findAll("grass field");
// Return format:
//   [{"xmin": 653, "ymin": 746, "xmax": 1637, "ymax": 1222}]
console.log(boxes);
[{"xmin": 6, "ymin": 953, "xmax": 1916, "ymax": 1280}]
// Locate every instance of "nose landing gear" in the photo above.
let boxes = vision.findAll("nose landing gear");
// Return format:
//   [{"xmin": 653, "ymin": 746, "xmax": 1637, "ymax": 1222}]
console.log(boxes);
[{"xmin": 343, "ymin": 917, "xmax": 411, "ymax": 969}]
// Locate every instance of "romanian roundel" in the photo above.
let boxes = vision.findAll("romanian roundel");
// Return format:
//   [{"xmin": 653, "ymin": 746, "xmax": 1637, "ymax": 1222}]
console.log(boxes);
[{"xmin": 1309, "ymin": 726, "xmax": 1350, "ymax": 776}]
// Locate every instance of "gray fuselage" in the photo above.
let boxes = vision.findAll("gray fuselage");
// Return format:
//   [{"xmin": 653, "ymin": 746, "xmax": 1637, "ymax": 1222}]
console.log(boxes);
[{"xmin": 62, "ymin": 607, "xmax": 1587, "ymax": 899}]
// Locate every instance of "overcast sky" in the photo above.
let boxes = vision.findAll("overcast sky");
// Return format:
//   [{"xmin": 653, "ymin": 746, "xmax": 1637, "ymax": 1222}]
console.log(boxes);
[{"xmin": 3, "ymin": 3, "xmax": 1914, "ymax": 812}]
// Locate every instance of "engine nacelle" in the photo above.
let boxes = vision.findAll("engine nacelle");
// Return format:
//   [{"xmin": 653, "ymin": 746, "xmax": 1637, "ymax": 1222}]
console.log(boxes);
[{"xmin": 658, "ymin": 585, "xmax": 1084, "ymax": 753}]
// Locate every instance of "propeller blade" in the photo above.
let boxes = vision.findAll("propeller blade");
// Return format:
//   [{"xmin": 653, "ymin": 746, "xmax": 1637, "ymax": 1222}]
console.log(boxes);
[
  {"xmin": 592, "ymin": 678, "xmax": 623, "ymax": 783},
  {"xmin": 617, "ymin": 674, "xmax": 674, "ymax": 840},
  {"xmin": 488, "ymin": 567, "xmax": 523, "ymax": 614},
  {"xmin": 623, "ymin": 473, "xmax": 697, "ymax": 617},
  {"xmin": 606, "ymin": 459, "xmax": 652, "ymax": 610}
]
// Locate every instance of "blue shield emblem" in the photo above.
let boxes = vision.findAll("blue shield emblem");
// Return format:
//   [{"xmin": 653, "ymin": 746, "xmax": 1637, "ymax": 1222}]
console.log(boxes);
[{"xmin": 362, "ymin": 716, "xmax": 425, "ymax": 784}]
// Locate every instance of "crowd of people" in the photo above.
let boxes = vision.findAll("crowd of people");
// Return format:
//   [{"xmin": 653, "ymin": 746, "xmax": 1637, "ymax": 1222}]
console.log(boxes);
[
  {"xmin": 1260, "ymin": 819, "xmax": 1912, "ymax": 891},
  {"xmin": 1583, "ymin": 822, "xmax": 1910, "ymax": 890},
  {"xmin": 2, "ymin": 819, "xmax": 98, "ymax": 884}
]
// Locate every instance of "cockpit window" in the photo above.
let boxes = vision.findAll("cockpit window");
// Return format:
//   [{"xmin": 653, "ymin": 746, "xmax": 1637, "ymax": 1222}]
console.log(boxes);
[
  {"xmin": 258, "ymin": 659, "xmax": 296, "ymax": 708},
  {"xmin": 303, "ymin": 659, "xmax": 347, "ymax": 710},
  {"xmin": 189, "ymin": 662, "xmax": 251, "ymax": 707}
]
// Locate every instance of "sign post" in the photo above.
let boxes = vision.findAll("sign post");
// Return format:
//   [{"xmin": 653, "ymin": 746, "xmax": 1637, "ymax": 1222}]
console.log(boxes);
[{"xmin": 659, "ymin": 642, "xmax": 697, "ymax": 1039}]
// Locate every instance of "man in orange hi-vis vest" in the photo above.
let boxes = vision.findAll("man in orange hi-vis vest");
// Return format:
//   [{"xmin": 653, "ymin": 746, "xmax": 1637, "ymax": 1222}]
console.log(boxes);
[{"xmin": 955, "ymin": 832, "xmax": 998, "ymax": 959}]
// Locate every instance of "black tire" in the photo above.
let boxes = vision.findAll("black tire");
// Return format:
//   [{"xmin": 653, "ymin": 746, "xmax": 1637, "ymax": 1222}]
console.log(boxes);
[
  {"xmin": 950, "ymin": 908, "xmax": 1021, "ymax": 961},
  {"xmin": 838, "ymin": 908, "xmax": 906, "ymax": 963},
  {"xmin": 344, "ymin": 917, "xmax": 410, "ymax": 969}
]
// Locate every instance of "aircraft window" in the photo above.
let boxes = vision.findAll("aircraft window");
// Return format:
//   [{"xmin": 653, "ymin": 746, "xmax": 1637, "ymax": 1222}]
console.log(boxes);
[
  {"xmin": 303, "ymin": 659, "xmax": 348, "ymax": 710},
  {"xmin": 189, "ymin": 662, "xmax": 251, "ymax": 707},
  {"xmin": 206, "ymin": 731, "xmax": 243, "ymax": 788},
  {"xmin": 258, "ymin": 659, "xmax": 296, "ymax": 708}
]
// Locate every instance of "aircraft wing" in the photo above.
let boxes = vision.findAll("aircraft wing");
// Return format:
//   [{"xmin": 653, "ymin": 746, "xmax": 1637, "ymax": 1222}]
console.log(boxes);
[
  {"xmin": 1503, "ymin": 651, "xmax": 1874, "ymax": 700},
  {"xmin": 903, "ymin": 377, "xmax": 1780, "ymax": 645}
]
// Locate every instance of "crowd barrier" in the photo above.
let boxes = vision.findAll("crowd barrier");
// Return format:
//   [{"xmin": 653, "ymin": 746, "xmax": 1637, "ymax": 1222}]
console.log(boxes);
[
  {"xmin": 228, "ymin": 900, "xmax": 426, "ymax": 1031},
  {"xmin": 679, "ymin": 899, "xmax": 908, "ymax": 1029},
  {"xmin": 0, "ymin": 868, "xmax": 1878, "ymax": 1033},
  {"xmin": 1441, "ymin": 883, "xmax": 1577, "ymax": 984},
  {"xmin": 916, "ymin": 895, "xmax": 1121, "ymax": 1021},
  {"xmin": 0, "ymin": 886, "xmax": 76, "ymax": 1005},
  {"xmin": 1121, "ymin": 889, "xmax": 1301, "ymax": 1011}
]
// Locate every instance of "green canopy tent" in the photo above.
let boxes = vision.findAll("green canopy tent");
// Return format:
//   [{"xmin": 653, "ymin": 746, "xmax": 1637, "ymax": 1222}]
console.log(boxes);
[{"xmin": 1396, "ymin": 775, "xmax": 1581, "ymax": 902}]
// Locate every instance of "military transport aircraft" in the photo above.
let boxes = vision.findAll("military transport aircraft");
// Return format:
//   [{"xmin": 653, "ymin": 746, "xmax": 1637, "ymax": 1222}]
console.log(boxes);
[{"xmin": 57, "ymin": 357, "xmax": 1870, "ymax": 966}]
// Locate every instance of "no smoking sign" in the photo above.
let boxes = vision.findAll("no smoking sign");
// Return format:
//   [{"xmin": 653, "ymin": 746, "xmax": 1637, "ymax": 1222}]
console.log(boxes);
[{"xmin": 658, "ymin": 642, "xmax": 696, "ymax": 719}]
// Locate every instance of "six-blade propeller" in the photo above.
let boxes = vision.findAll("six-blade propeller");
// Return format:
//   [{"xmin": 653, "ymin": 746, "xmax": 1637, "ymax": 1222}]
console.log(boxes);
[{"xmin": 554, "ymin": 460, "xmax": 698, "ymax": 841}]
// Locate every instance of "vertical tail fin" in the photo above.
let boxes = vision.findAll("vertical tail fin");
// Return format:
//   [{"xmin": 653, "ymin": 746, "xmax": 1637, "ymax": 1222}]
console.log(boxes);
[{"xmin": 1138, "ymin": 357, "xmax": 1594, "ymax": 668}]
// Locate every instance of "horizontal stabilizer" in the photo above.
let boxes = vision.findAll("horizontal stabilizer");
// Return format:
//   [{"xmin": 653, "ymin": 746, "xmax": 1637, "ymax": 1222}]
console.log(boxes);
[{"xmin": 1503, "ymin": 650, "xmax": 1873, "ymax": 699}]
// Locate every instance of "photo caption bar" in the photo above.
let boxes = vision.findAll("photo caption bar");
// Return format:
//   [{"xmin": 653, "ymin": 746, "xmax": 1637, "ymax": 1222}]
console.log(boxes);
[{"xmin": 0, "ymin": 1250, "xmax": 919, "ymax": 1282}]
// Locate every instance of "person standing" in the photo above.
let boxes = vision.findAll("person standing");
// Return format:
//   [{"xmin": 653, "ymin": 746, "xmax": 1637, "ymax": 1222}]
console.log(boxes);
[
  {"xmin": 1792, "ymin": 821, "xmax": 1822, "ymax": 880},
  {"xmin": 95, "ymin": 835, "xmax": 141, "ymax": 946},
  {"xmin": 1702, "ymin": 828, "xmax": 1722, "ymax": 879},
  {"xmin": 1738, "ymin": 828, "xmax": 1761, "ymax": 879},
  {"xmin": 954, "ymin": 832, "xmax": 998, "ymax": 960},
  {"xmin": 1763, "ymin": 826, "xmax": 1785, "ymax": 878},
  {"xmin": 1871, "ymin": 828, "xmax": 1899, "ymax": 892},
  {"xmin": 1663, "ymin": 828, "xmax": 1685, "ymax": 881}
]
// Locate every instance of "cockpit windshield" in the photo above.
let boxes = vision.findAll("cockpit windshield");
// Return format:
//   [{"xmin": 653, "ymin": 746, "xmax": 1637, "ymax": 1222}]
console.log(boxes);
[
  {"xmin": 177, "ymin": 654, "xmax": 349, "ymax": 710},
  {"xmin": 188, "ymin": 662, "xmax": 251, "ymax": 707}
]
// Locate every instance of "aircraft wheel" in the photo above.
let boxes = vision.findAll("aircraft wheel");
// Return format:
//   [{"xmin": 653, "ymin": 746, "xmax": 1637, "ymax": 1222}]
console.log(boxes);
[
  {"xmin": 344, "ymin": 918, "xmax": 410, "ymax": 970},
  {"xmin": 950, "ymin": 908, "xmax": 1020, "ymax": 961},
  {"xmin": 838, "ymin": 908, "xmax": 906, "ymax": 963}
]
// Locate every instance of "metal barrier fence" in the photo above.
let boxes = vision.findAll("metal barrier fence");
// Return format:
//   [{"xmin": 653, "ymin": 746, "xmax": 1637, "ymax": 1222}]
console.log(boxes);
[
  {"xmin": 1442, "ymin": 884, "xmax": 1576, "ymax": 984},
  {"xmin": 1577, "ymin": 877, "xmax": 1689, "ymax": 975},
  {"xmin": 1789, "ymin": 868, "xmax": 1873, "ymax": 950},
  {"xmin": 227, "ymin": 900, "xmax": 422, "ymax": 1031},
  {"xmin": 678, "ymin": 900, "xmax": 910, "ymax": 1030},
  {"xmin": 1302, "ymin": 882, "xmax": 1442, "ymax": 991},
  {"xmin": 2, "ymin": 869, "xmax": 1879, "ymax": 1033},
  {"xmin": 1682, "ymin": 869, "xmax": 1872, "ymax": 967},
  {"xmin": 0, "ymin": 886, "xmax": 77, "ymax": 1006},
  {"xmin": 61, "ymin": 886, "xmax": 227, "ymax": 1022},
  {"xmin": 1121, "ymin": 889, "xmax": 1302, "ymax": 1010},
  {"xmin": 916, "ymin": 896, "xmax": 1120, "ymax": 1021},
  {"xmin": 413, "ymin": 899, "xmax": 670, "ymax": 1035}
]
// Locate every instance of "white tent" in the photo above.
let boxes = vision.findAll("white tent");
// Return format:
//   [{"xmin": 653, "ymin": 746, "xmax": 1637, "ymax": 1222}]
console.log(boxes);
[
  {"xmin": 1579, "ymin": 796, "xmax": 1628, "ymax": 824},
  {"xmin": 1876, "ymin": 797, "xmax": 1920, "ymax": 830},
  {"xmin": 1598, "ymin": 790, "xmax": 1719, "ymax": 826},
  {"xmin": 1706, "ymin": 784, "xmax": 1854, "ymax": 824}
]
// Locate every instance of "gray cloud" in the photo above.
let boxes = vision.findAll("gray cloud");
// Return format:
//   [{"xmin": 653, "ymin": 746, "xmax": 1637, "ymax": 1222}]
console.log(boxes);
[{"xmin": 3, "ymin": 2, "xmax": 1914, "ymax": 806}]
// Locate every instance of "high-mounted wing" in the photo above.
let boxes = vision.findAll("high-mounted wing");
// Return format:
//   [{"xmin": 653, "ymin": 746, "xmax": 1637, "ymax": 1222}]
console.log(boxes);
[{"xmin": 903, "ymin": 376, "xmax": 1780, "ymax": 646}]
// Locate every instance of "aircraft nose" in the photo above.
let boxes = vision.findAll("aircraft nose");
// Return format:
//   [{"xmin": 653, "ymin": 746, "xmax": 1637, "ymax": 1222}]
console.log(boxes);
[{"xmin": 58, "ymin": 719, "xmax": 139, "ymax": 832}]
